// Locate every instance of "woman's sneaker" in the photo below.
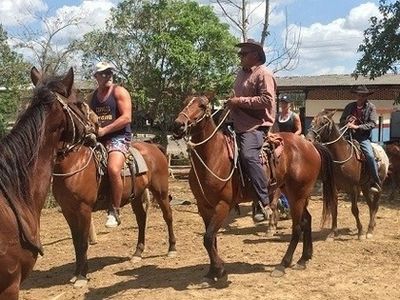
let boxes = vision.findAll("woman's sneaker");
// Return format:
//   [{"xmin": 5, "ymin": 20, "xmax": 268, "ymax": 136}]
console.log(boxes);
[{"xmin": 105, "ymin": 209, "xmax": 121, "ymax": 228}]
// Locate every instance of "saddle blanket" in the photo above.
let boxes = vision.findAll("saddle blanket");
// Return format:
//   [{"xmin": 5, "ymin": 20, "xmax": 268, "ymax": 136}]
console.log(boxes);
[{"xmin": 97, "ymin": 145, "xmax": 148, "ymax": 177}]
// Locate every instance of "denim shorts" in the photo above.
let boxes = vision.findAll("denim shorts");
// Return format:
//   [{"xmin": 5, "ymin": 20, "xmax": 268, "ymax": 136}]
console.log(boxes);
[{"xmin": 103, "ymin": 136, "xmax": 130, "ymax": 154}]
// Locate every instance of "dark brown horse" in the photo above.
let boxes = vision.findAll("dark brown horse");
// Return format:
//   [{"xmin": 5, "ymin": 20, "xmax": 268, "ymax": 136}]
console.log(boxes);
[
  {"xmin": 307, "ymin": 110, "xmax": 389, "ymax": 239},
  {"xmin": 52, "ymin": 115, "xmax": 176, "ymax": 287},
  {"xmin": 172, "ymin": 96, "xmax": 337, "ymax": 281},
  {"xmin": 0, "ymin": 67, "xmax": 96, "ymax": 299}
]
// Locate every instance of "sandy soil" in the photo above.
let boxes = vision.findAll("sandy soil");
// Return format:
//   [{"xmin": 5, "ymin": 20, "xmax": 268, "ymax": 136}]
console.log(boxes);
[{"xmin": 21, "ymin": 179, "xmax": 400, "ymax": 300}]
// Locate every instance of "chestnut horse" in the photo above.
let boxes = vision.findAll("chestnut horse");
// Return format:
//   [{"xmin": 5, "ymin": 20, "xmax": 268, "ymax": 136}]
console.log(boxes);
[
  {"xmin": 52, "ymin": 115, "xmax": 176, "ymax": 287},
  {"xmin": 0, "ymin": 67, "xmax": 96, "ymax": 299},
  {"xmin": 172, "ymin": 96, "xmax": 337, "ymax": 281},
  {"xmin": 307, "ymin": 110, "xmax": 389, "ymax": 239}
]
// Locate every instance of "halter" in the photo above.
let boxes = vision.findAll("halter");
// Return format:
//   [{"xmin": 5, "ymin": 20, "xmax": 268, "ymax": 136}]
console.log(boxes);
[
  {"xmin": 308, "ymin": 115, "xmax": 354, "ymax": 164},
  {"xmin": 55, "ymin": 93, "xmax": 97, "ymax": 155},
  {"xmin": 178, "ymin": 98, "xmax": 238, "ymax": 204}
]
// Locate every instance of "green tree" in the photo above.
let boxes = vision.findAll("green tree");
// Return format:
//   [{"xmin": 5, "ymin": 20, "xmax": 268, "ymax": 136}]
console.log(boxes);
[
  {"xmin": 354, "ymin": 0, "xmax": 400, "ymax": 78},
  {"xmin": 76, "ymin": 0, "xmax": 238, "ymax": 144},
  {"xmin": 0, "ymin": 25, "xmax": 30, "ymax": 137}
]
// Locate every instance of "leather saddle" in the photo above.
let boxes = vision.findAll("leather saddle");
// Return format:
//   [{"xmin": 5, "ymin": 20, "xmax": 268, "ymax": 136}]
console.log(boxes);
[{"xmin": 93, "ymin": 143, "xmax": 148, "ymax": 202}]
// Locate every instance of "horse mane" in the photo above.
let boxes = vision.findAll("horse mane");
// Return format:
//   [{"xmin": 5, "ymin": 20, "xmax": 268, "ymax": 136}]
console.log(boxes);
[{"xmin": 0, "ymin": 75, "xmax": 66, "ymax": 204}]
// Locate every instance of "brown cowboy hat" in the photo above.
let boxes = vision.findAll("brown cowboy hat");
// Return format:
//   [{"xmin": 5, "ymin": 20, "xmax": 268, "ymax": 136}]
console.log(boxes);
[
  {"xmin": 351, "ymin": 85, "xmax": 374, "ymax": 95},
  {"xmin": 235, "ymin": 38, "xmax": 266, "ymax": 64}
]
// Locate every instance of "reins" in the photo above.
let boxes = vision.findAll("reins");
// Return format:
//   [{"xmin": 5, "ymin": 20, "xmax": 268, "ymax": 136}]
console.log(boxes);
[
  {"xmin": 310, "ymin": 116, "xmax": 356, "ymax": 164},
  {"xmin": 180, "ymin": 102, "xmax": 238, "ymax": 205}
]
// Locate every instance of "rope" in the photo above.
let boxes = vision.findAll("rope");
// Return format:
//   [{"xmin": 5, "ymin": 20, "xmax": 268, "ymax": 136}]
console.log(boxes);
[{"xmin": 53, "ymin": 147, "xmax": 95, "ymax": 176}]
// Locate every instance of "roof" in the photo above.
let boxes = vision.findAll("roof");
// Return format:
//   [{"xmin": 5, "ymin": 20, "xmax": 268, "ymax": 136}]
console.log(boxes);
[{"xmin": 276, "ymin": 74, "xmax": 400, "ymax": 88}]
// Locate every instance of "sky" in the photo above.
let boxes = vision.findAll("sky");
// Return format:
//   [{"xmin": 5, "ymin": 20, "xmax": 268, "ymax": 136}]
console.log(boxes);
[{"xmin": 0, "ymin": 0, "xmax": 384, "ymax": 77}]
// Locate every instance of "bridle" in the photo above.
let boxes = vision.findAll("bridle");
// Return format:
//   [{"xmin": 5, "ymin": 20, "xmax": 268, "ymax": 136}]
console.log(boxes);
[
  {"xmin": 177, "ymin": 97, "xmax": 212, "ymax": 138},
  {"xmin": 308, "ymin": 115, "xmax": 354, "ymax": 164},
  {"xmin": 55, "ymin": 93, "xmax": 97, "ymax": 155}
]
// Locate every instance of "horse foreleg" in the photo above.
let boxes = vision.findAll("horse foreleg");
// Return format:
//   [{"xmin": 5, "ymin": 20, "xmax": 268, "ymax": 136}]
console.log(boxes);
[
  {"xmin": 153, "ymin": 189, "xmax": 177, "ymax": 257},
  {"xmin": 350, "ymin": 190, "xmax": 364, "ymax": 239},
  {"xmin": 131, "ymin": 193, "xmax": 146, "ymax": 260},
  {"xmin": 271, "ymin": 203, "xmax": 303, "ymax": 277},
  {"xmin": 88, "ymin": 217, "xmax": 97, "ymax": 245},
  {"xmin": 64, "ymin": 209, "xmax": 91, "ymax": 287},
  {"xmin": 366, "ymin": 191, "xmax": 380, "ymax": 239},
  {"xmin": 201, "ymin": 201, "xmax": 230, "ymax": 283},
  {"xmin": 293, "ymin": 208, "xmax": 313, "ymax": 269}
]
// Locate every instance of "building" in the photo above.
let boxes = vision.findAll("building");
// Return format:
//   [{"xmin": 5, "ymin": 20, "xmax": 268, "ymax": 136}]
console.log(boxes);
[{"xmin": 276, "ymin": 74, "xmax": 400, "ymax": 142}]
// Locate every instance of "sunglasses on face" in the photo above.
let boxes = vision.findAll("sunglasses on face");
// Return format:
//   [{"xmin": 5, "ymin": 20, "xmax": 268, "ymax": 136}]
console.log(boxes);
[{"xmin": 96, "ymin": 71, "xmax": 113, "ymax": 78}]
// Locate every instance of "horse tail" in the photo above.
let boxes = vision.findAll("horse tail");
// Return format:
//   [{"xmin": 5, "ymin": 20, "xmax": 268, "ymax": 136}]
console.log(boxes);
[{"xmin": 313, "ymin": 143, "xmax": 337, "ymax": 228}]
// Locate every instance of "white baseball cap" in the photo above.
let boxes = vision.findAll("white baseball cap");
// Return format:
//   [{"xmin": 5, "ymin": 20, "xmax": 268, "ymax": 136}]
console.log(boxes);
[{"xmin": 93, "ymin": 62, "xmax": 116, "ymax": 74}]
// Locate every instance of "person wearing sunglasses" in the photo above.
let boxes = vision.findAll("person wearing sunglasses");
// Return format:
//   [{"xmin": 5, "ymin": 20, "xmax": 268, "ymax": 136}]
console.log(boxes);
[
  {"xmin": 226, "ymin": 39, "xmax": 277, "ymax": 223},
  {"xmin": 89, "ymin": 61, "xmax": 133, "ymax": 228}
]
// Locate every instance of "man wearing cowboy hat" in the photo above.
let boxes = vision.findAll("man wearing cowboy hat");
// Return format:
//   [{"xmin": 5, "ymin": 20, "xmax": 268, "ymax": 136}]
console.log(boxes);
[
  {"xmin": 89, "ymin": 61, "xmax": 133, "ymax": 227},
  {"xmin": 227, "ymin": 38, "xmax": 277, "ymax": 222},
  {"xmin": 340, "ymin": 84, "xmax": 381, "ymax": 193}
]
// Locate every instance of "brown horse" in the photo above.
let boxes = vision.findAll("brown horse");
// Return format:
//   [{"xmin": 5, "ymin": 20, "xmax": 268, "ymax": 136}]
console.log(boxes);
[
  {"xmin": 172, "ymin": 96, "xmax": 337, "ymax": 281},
  {"xmin": 0, "ymin": 67, "xmax": 96, "ymax": 299},
  {"xmin": 384, "ymin": 141, "xmax": 400, "ymax": 201},
  {"xmin": 52, "ymin": 116, "xmax": 176, "ymax": 287},
  {"xmin": 307, "ymin": 110, "xmax": 389, "ymax": 239}
]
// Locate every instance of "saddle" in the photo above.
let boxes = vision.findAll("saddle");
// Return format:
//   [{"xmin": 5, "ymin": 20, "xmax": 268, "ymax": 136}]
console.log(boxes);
[
  {"xmin": 223, "ymin": 128, "xmax": 284, "ymax": 197},
  {"xmin": 93, "ymin": 143, "xmax": 148, "ymax": 200}
]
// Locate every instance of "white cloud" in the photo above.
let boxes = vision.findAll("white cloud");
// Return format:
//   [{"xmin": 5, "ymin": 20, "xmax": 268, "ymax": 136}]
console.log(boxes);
[
  {"xmin": 282, "ymin": 2, "xmax": 381, "ymax": 76},
  {"xmin": 0, "ymin": 0, "xmax": 47, "ymax": 26},
  {"xmin": 46, "ymin": 0, "xmax": 115, "ymax": 45}
]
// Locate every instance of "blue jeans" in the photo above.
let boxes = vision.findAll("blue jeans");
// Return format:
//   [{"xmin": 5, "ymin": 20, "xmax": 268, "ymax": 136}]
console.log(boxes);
[
  {"xmin": 238, "ymin": 129, "xmax": 269, "ymax": 206},
  {"xmin": 359, "ymin": 139, "xmax": 380, "ymax": 184}
]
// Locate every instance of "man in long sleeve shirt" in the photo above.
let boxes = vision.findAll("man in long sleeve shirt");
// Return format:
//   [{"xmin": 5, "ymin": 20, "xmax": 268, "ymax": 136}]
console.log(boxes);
[
  {"xmin": 227, "ymin": 39, "xmax": 277, "ymax": 222},
  {"xmin": 339, "ymin": 85, "xmax": 381, "ymax": 193}
]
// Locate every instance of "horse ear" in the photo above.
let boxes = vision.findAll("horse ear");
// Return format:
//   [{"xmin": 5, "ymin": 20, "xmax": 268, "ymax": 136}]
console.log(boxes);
[
  {"xmin": 327, "ymin": 109, "xmax": 336, "ymax": 118},
  {"xmin": 204, "ymin": 91, "xmax": 215, "ymax": 101},
  {"xmin": 62, "ymin": 67, "xmax": 74, "ymax": 97},
  {"xmin": 30, "ymin": 67, "xmax": 41, "ymax": 86}
]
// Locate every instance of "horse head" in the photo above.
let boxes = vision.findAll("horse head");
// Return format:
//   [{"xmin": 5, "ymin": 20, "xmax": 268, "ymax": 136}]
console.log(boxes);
[
  {"xmin": 306, "ymin": 110, "xmax": 337, "ymax": 143},
  {"xmin": 172, "ymin": 95, "xmax": 212, "ymax": 139},
  {"xmin": 30, "ymin": 67, "xmax": 98, "ymax": 149}
]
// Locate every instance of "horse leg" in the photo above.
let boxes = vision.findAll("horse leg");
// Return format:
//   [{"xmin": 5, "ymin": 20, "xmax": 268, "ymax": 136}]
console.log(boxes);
[
  {"xmin": 326, "ymin": 187, "xmax": 338, "ymax": 241},
  {"xmin": 267, "ymin": 190, "xmax": 280, "ymax": 237},
  {"xmin": 365, "ymin": 190, "xmax": 380, "ymax": 239},
  {"xmin": 350, "ymin": 190, "xmax": 364, "ymax": 239},
  {"xmin": 153, "ymin": 188, "xmax": 177, "ymax": 257},
  {"xmin": 64, "ymin": 209, "xmax": 91, "ymax": 287},
  {"xmin": 271, "ymin": 201, "xmax": 304, "ymax": 277},
  {"xmin": 201, "ymin": 201, "xmax": 230, "ymax": 283},
  {"xmin": 88, "ymin": 216, "xmax": 97, "ymax": 245},
  {"xmin": 130, "ymin": 191, "xmax": 146, "ymax": 260},
  {"xmin": 293, "ymin": 208, "xmax": 313, "ymax": 270},
  {"xmin": 0, "ymin": 275, "xmax": 21, "ymax": 300}
]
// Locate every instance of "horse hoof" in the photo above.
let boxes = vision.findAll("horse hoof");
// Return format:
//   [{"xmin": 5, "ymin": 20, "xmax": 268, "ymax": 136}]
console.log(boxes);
[
  {"xmin": 167, "ymin": 250, "xmax": 177, "ymax": 258},
  {"xmin": 266, "ymin": 230, "xmax": 275, "ymax": 237},
  {"xmin": 271, "ymin": 266, "xmax": 285, "ymax": 277},
  {"xmin": 69, "ymin": 276, "xmax": 78, "ymax": 283},
  {"xmin": 73, "ymin": 276, "xmax": 88, "ymax": 288},
  {"xmin": 366, "ymin": 233, "xmax": 373, "ymax": 239},
  {"xmin": 325, "ymin": 235, "xmax": 334, "ymax": 242},
  {"xmin": 199, "ymin": 277, "xmax": 216, "ymax": 288},
  {"xmin": 130, "ymin": 255, "xmax": 142, "ymax": 263},
  {"xmin": 89, "ymin": 240, "xmax": 98, "ymax": 245},
  {"xmin": 292, "ymin": 263, "xmax": 306, "ymax": 270},
  {"xmin": 358, "ymin": 234, "xmax": 366, "ymax": 240}
]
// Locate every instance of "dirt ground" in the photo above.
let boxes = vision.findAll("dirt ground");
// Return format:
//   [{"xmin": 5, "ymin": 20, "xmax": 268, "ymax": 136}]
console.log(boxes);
[{"xmin": 21, "ymin": 179, "xmax": 400, "ymax": 300}]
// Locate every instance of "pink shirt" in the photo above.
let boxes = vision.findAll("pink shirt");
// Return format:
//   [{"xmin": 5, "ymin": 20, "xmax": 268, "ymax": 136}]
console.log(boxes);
[{"xmin": 230, "ymin": 64, "xmax": 277, "ymax": 133}]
